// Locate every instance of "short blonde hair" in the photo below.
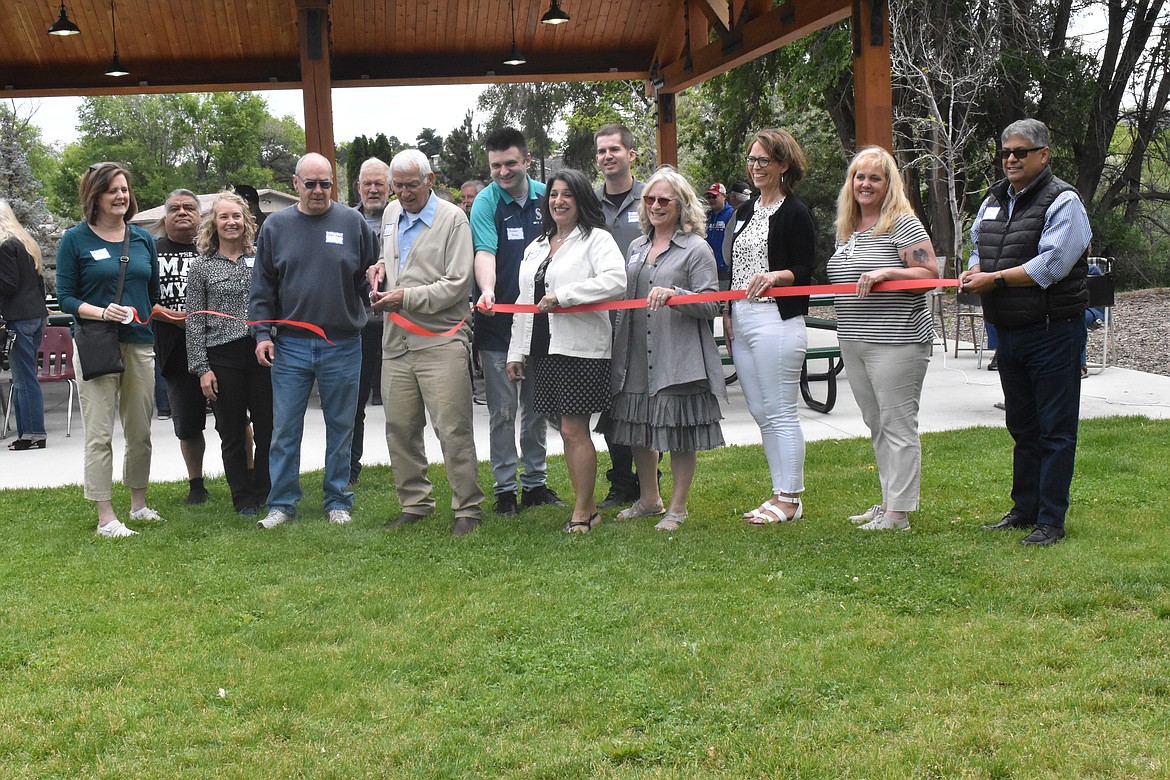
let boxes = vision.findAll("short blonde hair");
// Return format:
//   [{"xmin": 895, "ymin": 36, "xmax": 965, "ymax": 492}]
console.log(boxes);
[
  {"xmin": 638, "ymin": 165, "xmax": 707, "ymax": 238},
  {"xmin": 835, "ymin": 146, "xmax": 916, "ymax": 243},
  {"xmin": 196, "ymin": 191, "xmax": 258, "ymax": 256}
]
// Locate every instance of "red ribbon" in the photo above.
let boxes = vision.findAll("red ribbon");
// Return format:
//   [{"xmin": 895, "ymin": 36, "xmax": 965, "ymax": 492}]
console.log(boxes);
[
  {"xmin": 145, "ymin": 308, "xmax": 333, "ymax": 343},
  {"xmin": 136, "ymin": 278, "xmax": 959, "ymax": 342},
  {"xmin": 480, "ymin": 278, "xmax": 960, "ymax": 315}
]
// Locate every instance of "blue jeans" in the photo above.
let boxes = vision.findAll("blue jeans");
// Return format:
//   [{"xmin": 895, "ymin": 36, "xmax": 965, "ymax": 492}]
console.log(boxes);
[
  {"xmin": 8, "ymin": 317, "xmax": 46, "ymax": 439},
  {"xmin": 480, "ymin": 349, "xmax": 547, "ymax": 495},
  {"xmin": 267, "ymin": 335, "xmax": 361, "ymax": 516},
  {"xmin": 996, "ymin": 316, "xmax": 1086, "ymax": 529}
]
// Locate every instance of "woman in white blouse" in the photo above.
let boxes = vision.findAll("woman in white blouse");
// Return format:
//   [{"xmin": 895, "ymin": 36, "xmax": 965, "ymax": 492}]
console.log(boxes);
[
  {"xmin": 827, "ymin": 146, "xmax": 938, "ymax": 531},
  {"xmin": 507, "ymin": 169, "xmax": 626, "ymax": 533}
]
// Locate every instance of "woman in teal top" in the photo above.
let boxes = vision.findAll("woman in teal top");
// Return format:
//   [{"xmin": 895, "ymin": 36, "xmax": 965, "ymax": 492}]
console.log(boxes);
[{"xmin": 56, "ymin": 162, "xmax": 162, "ymax": 538}]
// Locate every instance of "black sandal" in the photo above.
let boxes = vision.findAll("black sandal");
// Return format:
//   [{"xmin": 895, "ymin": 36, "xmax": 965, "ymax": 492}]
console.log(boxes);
[
  {"xmin": 7, "ymin": 439, "xmax": 46, "ymax": 451},
  {"xmin": 564, "ymin": 512, "xmax": 601, "ymax": 534}
]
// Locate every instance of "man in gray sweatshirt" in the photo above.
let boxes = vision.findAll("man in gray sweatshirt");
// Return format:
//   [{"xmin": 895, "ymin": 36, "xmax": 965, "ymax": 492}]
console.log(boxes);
[{"xmin": 249, "ymin": 152, "xmax": 379, "ymax": 529}]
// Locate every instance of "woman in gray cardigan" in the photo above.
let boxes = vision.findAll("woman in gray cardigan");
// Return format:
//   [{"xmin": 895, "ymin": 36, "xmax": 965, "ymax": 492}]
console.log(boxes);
[{"xmin": 608, "ymin": 166, "xmax": 726, "ymax": 531}]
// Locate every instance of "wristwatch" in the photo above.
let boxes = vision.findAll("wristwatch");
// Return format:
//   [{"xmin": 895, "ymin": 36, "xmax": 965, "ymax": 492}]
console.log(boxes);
[{"xmin": 994, "ymin": 273, "xmax": 1007, "ymax": 289}]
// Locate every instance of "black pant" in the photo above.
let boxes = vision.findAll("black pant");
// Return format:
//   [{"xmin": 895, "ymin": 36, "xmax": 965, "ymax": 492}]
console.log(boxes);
[
  {"xmin": 351, "ymin": 317, "xmax": 384, "ymax": 481},
  {"xmin": 208, "ymin": 337, "xmax": 273, "ymax": 511}
]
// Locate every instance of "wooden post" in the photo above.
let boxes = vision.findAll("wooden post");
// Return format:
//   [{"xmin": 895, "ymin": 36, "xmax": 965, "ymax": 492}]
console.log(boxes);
[
  {"xmin": 656, "ymin": 91, "xmax": 679, "ymax": 167},
  {"xmin": 852, "ymin": 0, "xmax": 893, "ymax": 152},
  {"xmin": 297, "ymin": 0, "xmax": 337, "ymax": 196}
]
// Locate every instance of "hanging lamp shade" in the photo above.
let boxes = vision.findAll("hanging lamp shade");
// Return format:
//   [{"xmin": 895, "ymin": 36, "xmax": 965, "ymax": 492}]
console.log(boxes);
[
  {"xmin": 48, "ymin": 2, "xmax": 81, "ymax": 35},
  {"xmin": 540, "ymin": 0, "xmax": 570, "ymax": 25}
]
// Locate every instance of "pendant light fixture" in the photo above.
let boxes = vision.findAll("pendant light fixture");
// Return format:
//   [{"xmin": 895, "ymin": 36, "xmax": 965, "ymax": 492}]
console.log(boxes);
[
  {"xmin": 48, "ymin": 2, "xmax": 81, "ymax": 36},
  {"xmin": 503, "ymin": 0, "xmax": 526, "ymax": 66},
  {"xmin": 540, "ymin": 0, "xmax": 570, "ymax": 25},
  {"xmin": 105, "ymin": 0, "xmax": 128, "ymax": 76}
]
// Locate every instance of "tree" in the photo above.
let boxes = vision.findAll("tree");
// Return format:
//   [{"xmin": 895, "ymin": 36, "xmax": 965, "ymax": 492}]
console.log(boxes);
[
  {"xmin": 416, "ymin": 127, "xmax": 443, "ymax": 161},
  {"xmin": 440, "ymin": 111, "xmax": 486, "ymax": 187},
  {"xmin": 46, "ymin": 93, "xmax": 308, "ymax": 217},
  {"xmin": 890, "ymin": 0, "xmax": 1005, "ymax": 259},
  {"xmin": 478, "ymin": 82, "xmax": 575, "ymax": 179},
  {"xmin": 0, "ymin": 104, "xmax": 60, "ymax": 275}
]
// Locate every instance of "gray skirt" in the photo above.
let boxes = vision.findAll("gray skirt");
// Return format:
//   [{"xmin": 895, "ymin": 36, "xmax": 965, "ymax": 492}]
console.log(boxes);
[{"xmin": 607, "ymin": 382, "xmax": 724, "ymax": 452}]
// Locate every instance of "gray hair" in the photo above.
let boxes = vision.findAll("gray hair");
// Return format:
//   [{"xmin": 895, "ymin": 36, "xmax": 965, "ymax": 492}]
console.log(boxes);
[
  {"xmin": 358, "ymin": 158, "xmax": 389, "ymax": 180},
  {"xmin": 1001, "ymin": 119, "xmax": 1050, "ymax": 148},
  {"xmin": 390, "ymin": 149, "xmax": 432, "ymax": 178},
  {"xmin": 166, "ymin": 188, "xmax": 199, "ymax": 206},
  {"xmin": 638, "ymin": 165, "xmax": 707, "ymax": 238},
  {"xmin": 461, "ymin": 179, "xmax": 485, "ymax": 193}
]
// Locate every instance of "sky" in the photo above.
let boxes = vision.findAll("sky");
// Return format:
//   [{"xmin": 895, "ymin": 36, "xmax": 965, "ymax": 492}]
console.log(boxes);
[{"xmin": 9, "ymin": 84, "xmax": 486, "ymax": 148}]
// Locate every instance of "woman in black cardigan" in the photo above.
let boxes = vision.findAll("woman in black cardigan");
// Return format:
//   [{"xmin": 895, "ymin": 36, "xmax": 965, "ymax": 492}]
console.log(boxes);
[{"xmin": 722, "ymin": 128, "xmax": 817, "ymax": 525}]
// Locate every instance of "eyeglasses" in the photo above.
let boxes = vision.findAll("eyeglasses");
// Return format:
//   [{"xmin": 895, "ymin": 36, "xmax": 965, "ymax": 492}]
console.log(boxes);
[
  {"xmin": 998, "ymin": 146, "xmax": 1046, "ymax": 160},
  {"xmin": 745, "ymin": 155, "xmax": 773, "ymax": 168},
  {"xmin": 300, "ymin": 179, "xmax": 333, "ymax": 190},
  {"xmin": 642, "ymin": 195, "xmax": 675, "ymax": 207},
  {"xmin": 392, "ymin": 180, "xmax": 424, "ymax": 191},
  {"xmin": 704, "ymin": 193, "xmax": 720, "ymax": 199}
]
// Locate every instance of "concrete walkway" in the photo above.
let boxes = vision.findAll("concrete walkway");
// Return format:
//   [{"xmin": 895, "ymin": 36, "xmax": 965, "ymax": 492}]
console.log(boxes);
[{"xmin": 3, "ymin": 336, "xmax": 1168, "ymax": 491}]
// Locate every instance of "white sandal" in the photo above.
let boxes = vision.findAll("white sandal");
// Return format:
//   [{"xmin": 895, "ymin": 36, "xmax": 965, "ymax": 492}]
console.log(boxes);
[{"xmin": 745, "ymin": 497, "xmax": 802, "ymax": 525}]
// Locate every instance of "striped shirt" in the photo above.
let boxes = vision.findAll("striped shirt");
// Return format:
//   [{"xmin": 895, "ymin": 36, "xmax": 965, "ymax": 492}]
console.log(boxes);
[{"xmin": 827, "ymin": 213, "xmax": 933, "ymax": 343}]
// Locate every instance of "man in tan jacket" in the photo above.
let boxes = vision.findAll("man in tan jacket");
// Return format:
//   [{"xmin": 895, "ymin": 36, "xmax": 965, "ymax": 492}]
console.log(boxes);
[{"xmin": 368, "ymin": 149, "xmax": 484, "ymax": 536}]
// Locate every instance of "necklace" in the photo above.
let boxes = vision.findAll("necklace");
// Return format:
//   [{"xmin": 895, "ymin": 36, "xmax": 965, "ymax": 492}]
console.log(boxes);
[{"xmin": 553, "ymin": 232, "xmax": 571, "ymax": 245}]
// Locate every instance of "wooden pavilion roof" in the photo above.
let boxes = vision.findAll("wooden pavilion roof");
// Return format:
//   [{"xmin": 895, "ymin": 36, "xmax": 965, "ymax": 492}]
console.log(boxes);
[{"xmin": 3, "ymin": 0, "xmax": 851, "ymax": 97}]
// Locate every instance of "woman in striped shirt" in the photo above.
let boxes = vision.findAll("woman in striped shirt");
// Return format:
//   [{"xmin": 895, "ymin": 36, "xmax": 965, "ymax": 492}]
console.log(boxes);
[{"xmin": 827, "ymin": 147, "xmax": 938, "ymax": 531}]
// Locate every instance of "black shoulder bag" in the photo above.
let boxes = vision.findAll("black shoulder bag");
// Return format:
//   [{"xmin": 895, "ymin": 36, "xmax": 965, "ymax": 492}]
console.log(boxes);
[{"xmin": 74, "ymin": 229, "xmax": 130, "ymax": 381}]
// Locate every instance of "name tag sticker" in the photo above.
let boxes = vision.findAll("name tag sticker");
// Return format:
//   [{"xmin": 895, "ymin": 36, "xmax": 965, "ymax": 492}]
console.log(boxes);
[
  {"xmin": 325, "ymin": 231, "xmax": 344, "ymax": 245},
  {"xmin": 506, "ymin": 227, "xmax": 525, "ymax": 241},
  {"xmin": 983, "ymin": 207, "xmax": 1001, "ymax": 221},
  {"xmin": 734, "ymin": 220, "xmax": 746, "ymax": 234},
  {"xmin": 245, "ymin": 256, "xmax": 255, "ymax": 268},
  {"xmin": 382, "ymin": 224, "xmax": 394, "ymax": 237},
  {"xmin": 90, "ymin": 248, "xmax": 112, "ymax": 260},
  {"xmin": 627, "ymin": 211, "xmax": 639, "ymax": 223}
]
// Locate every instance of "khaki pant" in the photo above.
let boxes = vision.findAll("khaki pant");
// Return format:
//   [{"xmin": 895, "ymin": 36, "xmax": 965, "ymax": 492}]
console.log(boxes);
[
  {"xmin": 74, "ymin": 342, "xmax": 155, "ymax": 501},
  {"xmin": 383, "ymin": 341, "xmax": 484, "ymax": 518}
]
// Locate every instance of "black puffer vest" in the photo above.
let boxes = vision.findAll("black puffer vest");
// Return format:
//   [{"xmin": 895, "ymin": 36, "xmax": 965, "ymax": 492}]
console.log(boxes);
[{"xmin": 977, "ymin": 167, "xmax": 1088, "ymax": 329}]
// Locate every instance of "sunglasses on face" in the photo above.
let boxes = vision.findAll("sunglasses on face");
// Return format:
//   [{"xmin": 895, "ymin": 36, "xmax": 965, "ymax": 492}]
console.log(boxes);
[
  {"xmin": 998, "ymin": 146, "xmax": 1046, "ymax": 160},
  {"xmin": 642, "ymin": 195, "xmax": 675, "ymax": 207},
  {"xmin": 300, "ymin": 179, "xmax": 333, "ymax": 190}
]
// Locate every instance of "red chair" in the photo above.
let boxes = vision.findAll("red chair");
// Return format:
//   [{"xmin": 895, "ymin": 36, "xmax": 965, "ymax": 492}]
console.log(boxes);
[{"xmin": 3, "ymin": 325, "xmax": 79, "ymax": 437}]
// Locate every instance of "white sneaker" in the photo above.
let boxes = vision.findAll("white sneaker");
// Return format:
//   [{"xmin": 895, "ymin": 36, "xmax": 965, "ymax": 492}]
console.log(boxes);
[
  {"xmin": 257, "ymin": 509, "xmax": 292, "ymax": 529},
  {"xmin": 97, "ymin": 519, "xmax": 138, "ymax": 538},
  {"xmin": 327, "ymin": 509, "xmax": 352, "ymax": 525},
  {"xmin": 859, "ymin": 513, "xmax": 910, "ymax": 531},
  {"xmin": 129, "ymin": 506, "xmax": 165, "ymax": 523},
  {"xmin": 848, "ymin": 504, "xmax": 883, "ymax": 524}
]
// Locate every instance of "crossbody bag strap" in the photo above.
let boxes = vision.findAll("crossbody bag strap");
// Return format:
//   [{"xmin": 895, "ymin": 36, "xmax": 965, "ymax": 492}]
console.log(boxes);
[{"xmin": 112, "ymin": 227, "xmax": 131, "ymax": 305}]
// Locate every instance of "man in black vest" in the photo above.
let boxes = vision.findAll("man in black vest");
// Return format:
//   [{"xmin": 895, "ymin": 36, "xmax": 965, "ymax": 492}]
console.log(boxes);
[{"xmin": 959, "ymin": 119, "xmax": 1092, "ymax": 546}]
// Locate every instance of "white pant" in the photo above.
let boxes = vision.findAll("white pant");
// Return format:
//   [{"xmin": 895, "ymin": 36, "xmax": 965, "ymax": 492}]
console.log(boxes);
[
  {"xmin": 730, "ymin": 301, "xmax": 806, "ymax": 495},
  {"xmin": 839, "ymin": 340, "xmax": 930, "ymax": 511}
]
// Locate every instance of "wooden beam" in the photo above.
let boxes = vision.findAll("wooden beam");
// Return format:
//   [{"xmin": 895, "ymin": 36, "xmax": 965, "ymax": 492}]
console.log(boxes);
[
  {"xmin": 851, "ymin": 0, "xmax": 892, "ymax": 151},
  {"xmin": 651, "ymin": 0, "xmax": 686, "ymax": 79},
  {"xmin": 296, "ymin": 0, "xmax": 336, "ymax": 191},
  {"xmin": 691, "ymin": 0, "xmax": 730, "ymax": 35},
  {"xmin": 658, "ymin": 0, "xmax": 850, "ymax": 93}
]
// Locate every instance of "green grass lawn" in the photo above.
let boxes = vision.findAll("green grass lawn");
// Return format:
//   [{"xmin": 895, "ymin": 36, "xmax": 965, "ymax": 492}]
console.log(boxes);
[{"xmin": 3, "ymin": 418, "xmax": 1169, "ymax": 779}]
